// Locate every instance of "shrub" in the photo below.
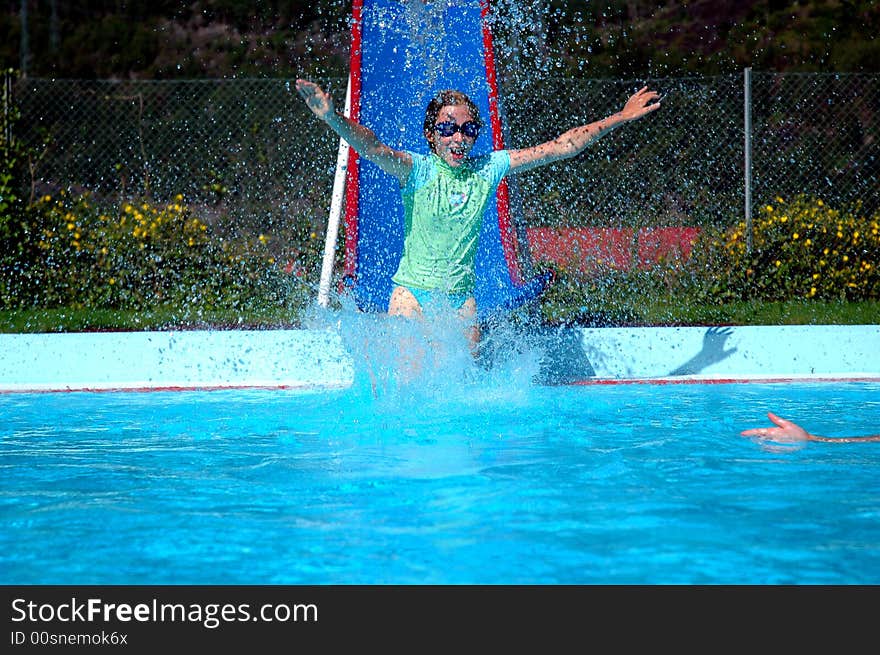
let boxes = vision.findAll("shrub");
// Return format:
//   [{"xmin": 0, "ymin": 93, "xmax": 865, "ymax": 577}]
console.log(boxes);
[
  {"xmin": 535, "ymin": 194, "xmax": 879, "ymax": 326},
  {"xmin": 1, "ymin": 190, "xmax": 318, "ymax": 317},
  {"xmin": 685, "ymin": 195, "xmax": 880, "ymax": 303}
]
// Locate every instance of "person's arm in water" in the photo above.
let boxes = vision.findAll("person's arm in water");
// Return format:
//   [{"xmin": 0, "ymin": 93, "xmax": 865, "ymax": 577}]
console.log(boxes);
[
  {"xmin": 507, "ymin": 86, "xmax": 661, "ymax": 174},
  {"xmin": 741, "ymin": 411, "xmax": 880, "ymax": 443},
  {"xmin": 295, "ymin": 78, "xmax": 412, "ymax": 183}
]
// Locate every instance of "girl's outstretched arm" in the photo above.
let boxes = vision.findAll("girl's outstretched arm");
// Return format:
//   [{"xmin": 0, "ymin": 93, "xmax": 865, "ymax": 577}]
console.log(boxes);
[
  {"xmin": 507, "ymin": 86, "xmax": 661, "ymax": 174},
  {"xmin": 295, "ymin": 78, "xmax": 412, "ymax": 182}
]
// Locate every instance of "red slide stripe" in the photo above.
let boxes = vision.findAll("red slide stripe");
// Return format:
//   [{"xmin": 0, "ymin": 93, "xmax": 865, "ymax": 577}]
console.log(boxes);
[
  {"xmin": 480, "ymin": 0, "xmax": 521, "ymax": 284},
  {"xmin": 342, "ymin": 0, "xmax": 364, "ymax": 281}
]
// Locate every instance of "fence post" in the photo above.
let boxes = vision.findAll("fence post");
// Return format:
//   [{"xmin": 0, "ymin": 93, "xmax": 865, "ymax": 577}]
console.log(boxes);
[
  {"xmin": 2, "ymin": 69, "xmax": 12, "ymax": 148},
  {"xmin": 743, "ymin": 67, "xmax": 753, "ymax": 253},
  {"xmin": 19, "ymin": 0, "xmax": 29, "ymax": 78}
]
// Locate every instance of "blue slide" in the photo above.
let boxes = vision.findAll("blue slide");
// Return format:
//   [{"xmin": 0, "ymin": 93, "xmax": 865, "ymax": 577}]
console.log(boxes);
[{"xmin": 342, "ymin": 0, "xmax": 551, "ymax": 320}]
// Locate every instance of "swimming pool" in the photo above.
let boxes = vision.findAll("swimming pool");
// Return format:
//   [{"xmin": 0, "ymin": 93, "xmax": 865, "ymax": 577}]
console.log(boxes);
[{"xmin": 2, "ymin": 371, "xmax": 878, "ymax": 585}]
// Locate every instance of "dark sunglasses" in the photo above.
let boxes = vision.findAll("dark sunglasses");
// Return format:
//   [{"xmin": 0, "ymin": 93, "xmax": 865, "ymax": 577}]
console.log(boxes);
[{"xmin": 434, "ymin": 120, "xmax": 480, "ymax": 138}]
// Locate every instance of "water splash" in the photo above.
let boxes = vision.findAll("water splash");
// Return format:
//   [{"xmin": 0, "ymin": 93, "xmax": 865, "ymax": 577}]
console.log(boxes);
[
  {"xmin": 301, "ymin": 293, "xmax": 543, "ymax": 413},
  {"xmin": 399, "ymin": 0, "xmax": 449, "ymax": 93}
]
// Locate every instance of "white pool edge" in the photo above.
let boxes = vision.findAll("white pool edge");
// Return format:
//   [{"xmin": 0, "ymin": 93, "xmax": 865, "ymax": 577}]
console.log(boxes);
[{"xmin": 1, "ymin": 325, "xmax": 878, "ymax": 393}]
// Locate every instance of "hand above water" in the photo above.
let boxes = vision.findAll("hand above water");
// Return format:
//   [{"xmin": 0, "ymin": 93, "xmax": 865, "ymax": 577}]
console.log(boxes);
[
  {"xmin": 741, "ymin": 411, "xmax": 812, "ymax": 442},
  {"xmin": 741, "ymin": 411, "xmax": 880, "ymax": 443}
]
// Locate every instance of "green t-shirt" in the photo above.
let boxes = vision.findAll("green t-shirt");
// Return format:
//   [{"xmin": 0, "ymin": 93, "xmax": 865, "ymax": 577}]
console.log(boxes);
[{"xmin": 392, "ymin": 150, "xmax": 511, "ymax": 294}]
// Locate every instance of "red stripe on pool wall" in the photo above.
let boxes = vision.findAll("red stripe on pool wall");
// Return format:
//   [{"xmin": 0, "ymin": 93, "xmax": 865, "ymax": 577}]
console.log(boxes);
[
  {"xmin": 0, "ymin": 383, "xmax": 353, "ymax": 395},
  {"xmin": 565, "ymin": 376, "xmax": 880, "ymax": 387},
  {"xmin": 3, "ymin": 375, "xmax": 877, "ymax": 395}
]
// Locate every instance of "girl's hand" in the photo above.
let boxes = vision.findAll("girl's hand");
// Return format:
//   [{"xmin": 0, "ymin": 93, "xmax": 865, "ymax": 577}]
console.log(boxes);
[
  {"xmin": 619, "ymin": 86, "xmax": 661, "ymax": 122},
  {"xmin": 295, "ymin": 78, "xmax": 335, "ymax": 121}
]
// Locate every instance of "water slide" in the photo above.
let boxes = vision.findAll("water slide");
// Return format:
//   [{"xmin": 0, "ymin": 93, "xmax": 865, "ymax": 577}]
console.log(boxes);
[{"xmin": 326, "ymin": 0, "xmax": 551, "ymax": 319}]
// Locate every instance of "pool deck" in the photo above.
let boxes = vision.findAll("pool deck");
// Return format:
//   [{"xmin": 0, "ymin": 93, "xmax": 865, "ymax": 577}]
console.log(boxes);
[{"xmin": 1, "ymin": 324, "xmax": 878, "ymax": 392}]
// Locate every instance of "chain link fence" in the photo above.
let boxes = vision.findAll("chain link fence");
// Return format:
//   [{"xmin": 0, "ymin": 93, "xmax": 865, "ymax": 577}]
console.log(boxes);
[
  {"xmin": 502, "ymin": 70, "xmax": 879, "ymax": 230},
  {"xmin": 9, "ymin": 70, "xmax": 880, "ymax": 243}
]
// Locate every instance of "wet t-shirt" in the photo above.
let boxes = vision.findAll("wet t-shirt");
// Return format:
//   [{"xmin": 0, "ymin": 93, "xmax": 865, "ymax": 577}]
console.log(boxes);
[{"xmin": 392, "ymin": 150, "xmax": 510, "ymax": 294}]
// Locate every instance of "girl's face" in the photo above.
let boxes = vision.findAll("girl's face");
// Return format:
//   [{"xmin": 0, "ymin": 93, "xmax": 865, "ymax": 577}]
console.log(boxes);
[{"xmin": 426, "ymin": 104, "xmax": 478, "ymax": 168}]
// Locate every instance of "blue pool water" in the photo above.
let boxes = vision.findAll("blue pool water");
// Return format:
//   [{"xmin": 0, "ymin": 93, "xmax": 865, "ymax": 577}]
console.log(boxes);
[{"xmin": 2, "ymin": 376, "xmax": 879, "ymax": 584}]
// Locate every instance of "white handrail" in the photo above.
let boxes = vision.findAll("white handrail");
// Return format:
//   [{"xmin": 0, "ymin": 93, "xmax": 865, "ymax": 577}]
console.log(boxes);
[{"xmin": 317, "ymin": 75, "xmax": 352, "ymax": 308}]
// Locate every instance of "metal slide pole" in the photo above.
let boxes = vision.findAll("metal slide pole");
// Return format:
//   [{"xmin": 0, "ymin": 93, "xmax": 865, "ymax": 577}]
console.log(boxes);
[
  {"xmin": 744, "ymin": 67, "xmax": 753, "ymax": 253},
  {"xmin": 317, "ymin": 75, "xmax": 352, "ymax": 308}
]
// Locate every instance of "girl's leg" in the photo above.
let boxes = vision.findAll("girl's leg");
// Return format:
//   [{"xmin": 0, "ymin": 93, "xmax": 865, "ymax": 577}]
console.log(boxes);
[
  {"xmin": 458, "ymin": 296, "xmax": 480, "ymax": 356},
  {"xmin": 387, "ymin": 286, "xmax": 425, "ymax": 378},
  {"xmin": 388, "ymin": 285, "xmax": 423, "ymax": 318}
]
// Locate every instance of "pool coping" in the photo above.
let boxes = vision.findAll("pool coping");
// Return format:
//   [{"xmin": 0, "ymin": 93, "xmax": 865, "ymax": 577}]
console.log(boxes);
[{"xmin": 1, "ymin": 325, "xmax": 878, "ymax": 392}]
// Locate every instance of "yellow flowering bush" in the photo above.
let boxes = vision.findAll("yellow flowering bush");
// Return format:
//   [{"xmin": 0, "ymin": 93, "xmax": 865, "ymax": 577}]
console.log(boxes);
[
  {"xmin": 686, "ymin": 195, "xmax": 880, "ymax": 302},
  {"xmin": 4, "ymin": 190, "xmax": 312, "ymax": 312}
]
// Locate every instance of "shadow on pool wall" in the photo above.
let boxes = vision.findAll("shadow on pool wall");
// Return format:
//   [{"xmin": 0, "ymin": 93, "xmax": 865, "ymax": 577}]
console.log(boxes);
[
  {"xmin": 0, "ymin": 325, "xmax": 877, "ymax": 392},
  {"xmin": 562, "ymin": 325, "xmax": 879, "ymax": 385},
  {"xmin": 481, "ymin": 323, "xmax": 879, "ymax": 386}
]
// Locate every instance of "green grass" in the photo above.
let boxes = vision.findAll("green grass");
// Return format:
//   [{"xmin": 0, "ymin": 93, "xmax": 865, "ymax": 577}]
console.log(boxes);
[
  {"xmin": 2, "ymin": 300, "xmax": 877, "ymax": 333},
  {"xmin": 608, "ymin": 299, "xmax": 880, "ymax": 326},
  {"xmin": 0, "ymin": 306, "xmax": 301, "ymax": 333}
]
